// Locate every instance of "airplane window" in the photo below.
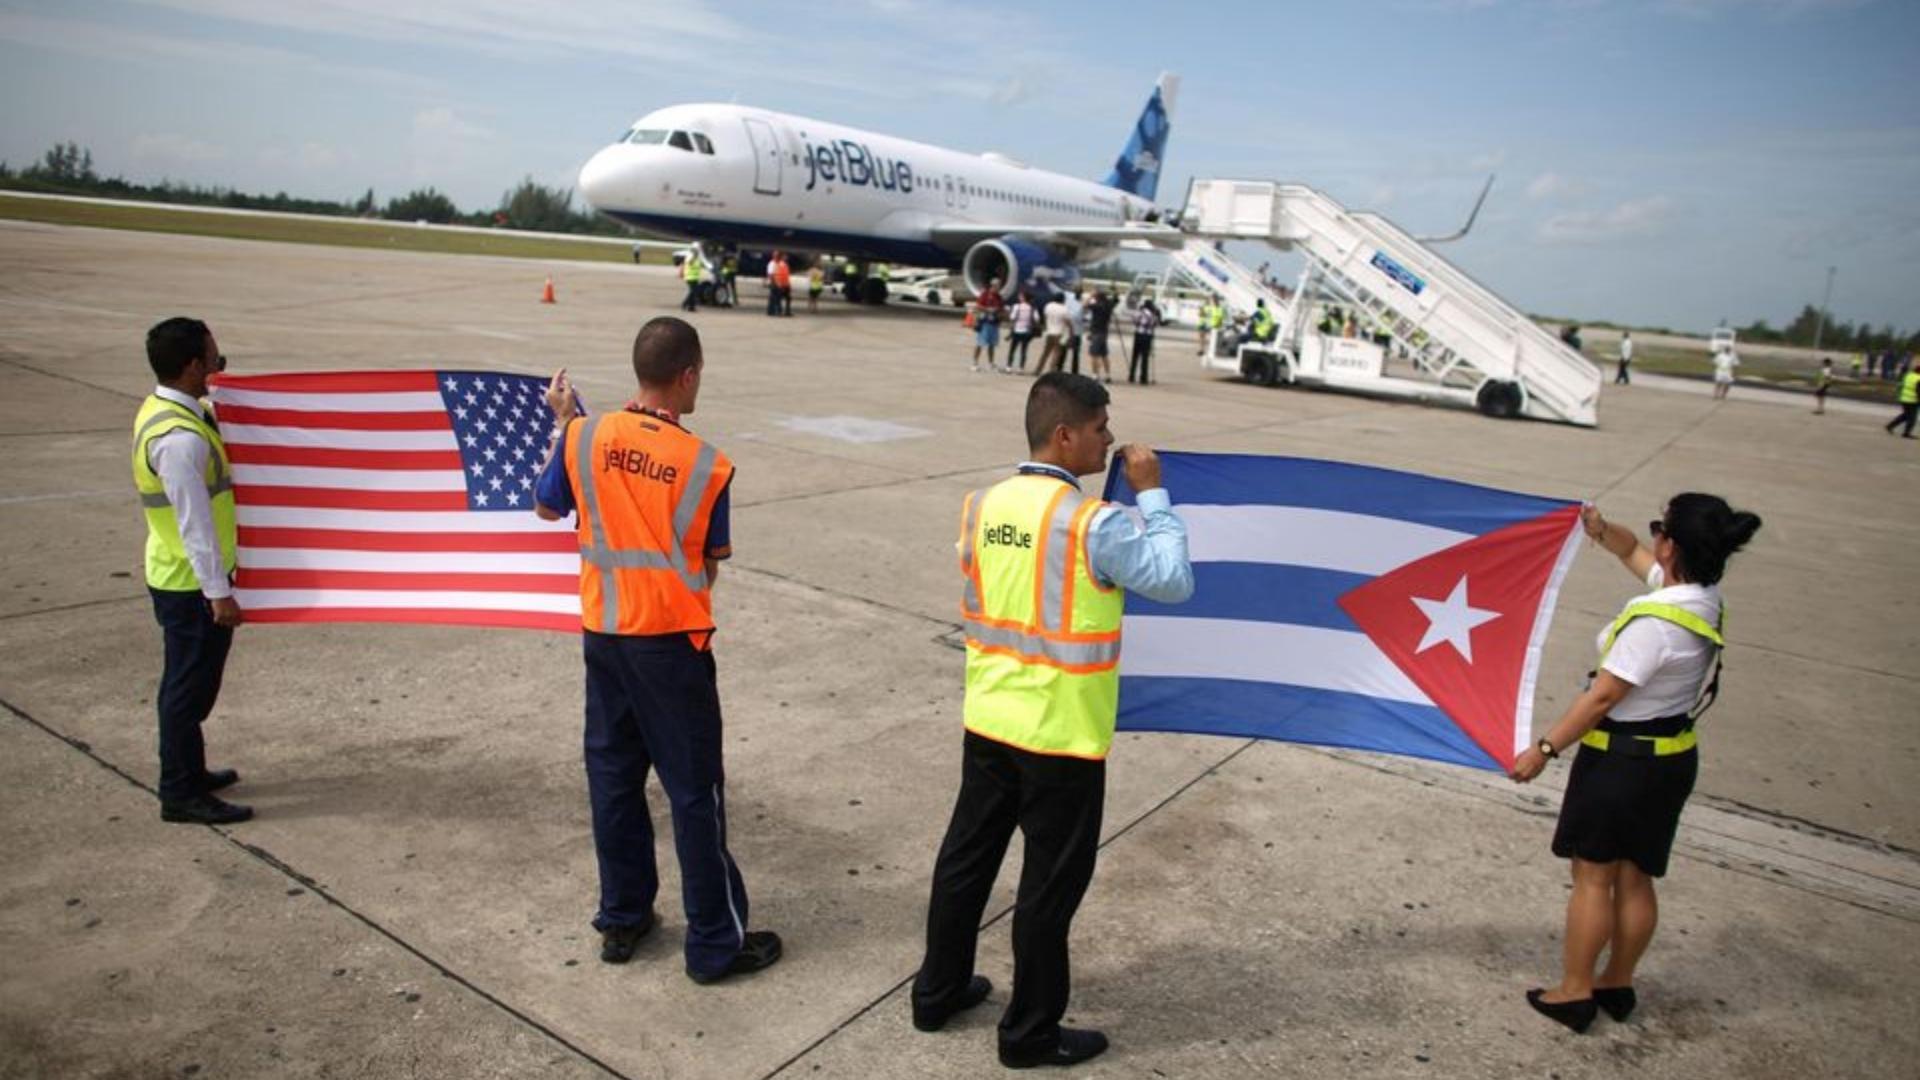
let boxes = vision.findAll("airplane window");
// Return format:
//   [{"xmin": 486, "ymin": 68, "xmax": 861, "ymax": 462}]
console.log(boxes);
[
  {"xmin": 693, "ymin": 133, "xmax": 714, "ymax": 154},
  {"xmin": 627, "ymin": 129, "xmax": 667, "ymax": 145},
  {"xmin": 668, "ymin": 130, "xmax": 694, "ymax": 151}
]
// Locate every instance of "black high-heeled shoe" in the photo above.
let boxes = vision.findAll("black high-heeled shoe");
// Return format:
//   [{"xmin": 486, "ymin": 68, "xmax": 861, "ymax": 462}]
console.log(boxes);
[
  {"xmin": 1526, "ymin": 988, "xmax": 1598, "ymax": 1033},
  {"xmin": 1593, "ymin": 986, "xmax": 1636, "ymax": 1022}
]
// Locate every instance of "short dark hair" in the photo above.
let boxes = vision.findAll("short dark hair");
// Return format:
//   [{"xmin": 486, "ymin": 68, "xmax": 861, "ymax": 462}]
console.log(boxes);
[
  {"xmin": 147, "ymin": 317, "xmax": 210, "ymax": 381},
  {"xmin": 1663, "ymin": 492, "xmax": 1762, "ymax": 586},
  {"xmin": 631, "ymin": 317, "xmax": 702, "ymax": 386},
  {"xmin": 1025, "ymin": 372, "xmax": 1109, "ymax": 451}
]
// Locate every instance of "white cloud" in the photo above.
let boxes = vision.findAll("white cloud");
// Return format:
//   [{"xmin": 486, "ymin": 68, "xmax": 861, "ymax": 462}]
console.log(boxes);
[
  {"xmin": 130, "ymin": 133, "xmax": 227, "ymax": 166},
  {"xmin": 1655, "ymin": 0, "xmax": 1871, "ymax": 18},
  {"xmin": 1525, "ymin": 171, "xmax": 1586, "ymax": 201},
  {"xmin": 1538, "ymin": 195, "xmax": 1677, "ymax": 243},
  {"xmin": 410, "ymin": 107, "xmax": 496, "ymax": 188}
]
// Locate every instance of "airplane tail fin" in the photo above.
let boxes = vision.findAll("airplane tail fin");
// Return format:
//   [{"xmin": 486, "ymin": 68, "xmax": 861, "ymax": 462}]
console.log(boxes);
[{"xmin": 1102, "ymin": 73, "xmax": 1178, "ymax": 202}]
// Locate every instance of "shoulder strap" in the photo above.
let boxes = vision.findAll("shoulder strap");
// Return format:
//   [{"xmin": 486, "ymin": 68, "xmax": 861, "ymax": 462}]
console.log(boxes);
[{"xmin": 1599, "ymin": 600, "xmax": 1728, "ymax": 722}]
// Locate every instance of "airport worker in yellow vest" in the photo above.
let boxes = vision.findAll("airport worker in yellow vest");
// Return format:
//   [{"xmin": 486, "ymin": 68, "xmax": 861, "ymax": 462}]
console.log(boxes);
[
  {"xmin": 132, "ymin": 317, "xmax": 252, "ymax": 826},
  {"xmin": 1887, "ymin": 365, "xmax": 1920, "ymax": 438},
  {"xmin": 1197, "ymin": 300, "xmax": 1222, "ymax": 355},
  {"xmin": 912, "ymin": 372, "xmax": 1194, "ymax": 1069},
  {"xmin": 536, "ymin": 317, "xmax": 782, "ymax": 981},
  {"xmin": 680, "ymin": 252, "xmax": 703, "ymax": 313},
  {"xmin": 1249, "ymin": 299, "xmax": 1277, "ymax": 343}
]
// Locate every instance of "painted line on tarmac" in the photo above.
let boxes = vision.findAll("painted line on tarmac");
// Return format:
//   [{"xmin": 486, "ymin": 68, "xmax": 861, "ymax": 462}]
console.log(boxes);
[
  {"xmin": 0, "ymin": 488, "xmax": 122, "ymax": 505},
  {"xmin": 0, "ymin": 693, "xmax": 639, "ymax": 1080},
  {"xmin": 758, "ymin": 738, "xmax": 1260, "ymax": 1080},
  {"xmin": 0, "ymin": 347, "xmax": 144, "ymax": 402},
  {"xmin": 0, "ymin": 595, "xmax": 147, "ymax": 623}
]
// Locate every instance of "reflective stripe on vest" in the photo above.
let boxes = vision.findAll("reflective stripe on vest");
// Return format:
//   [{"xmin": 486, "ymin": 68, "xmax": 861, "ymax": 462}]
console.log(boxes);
[
  {"xmin": 1597, "ymin": 600, "xmax": 1725, "ymax": 721},
  {"xmin": 566, "ymin": 412, "xmax": 730, "ymax": 636},
  {"xmin": 1580, "ymin": 727, "xmax": 1698, "ymax": 756},
  {"xmin": 960, "ymin": 474, "xmax": 1125, "ymax": 759},
  {"xmin": 131, "ymin": 394, "xmax": 238, "ymax": 591}
]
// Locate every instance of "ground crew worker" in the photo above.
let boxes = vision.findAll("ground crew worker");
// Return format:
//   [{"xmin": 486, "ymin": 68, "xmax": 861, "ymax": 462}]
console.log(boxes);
[
  {"xmin": 767, "ymin": 251, "xmax": 792, "ymax": 317},
  {"xmin": 1197, "ymin": 299, "xmax": 1223, "ymax": 355},
  {"xmin": 1888, "ymin": 364, "xmax": 1920, "ymax": 437},
  {"xmin": 1249, "ymin": 299, "xmax": 1277, "ymax": 344},
  {"xmin": 680, "ymin": 252, "xmax": 703, "ymax": 312},
  {"xmin": 535, "ymin": 317, "xmax": 781, "ymax": 982},
  {"xmin": 807, "ymin": 263, "xmax": 825, "ymax": 313},
  {"xmin": 134, "ymin": 317, "xmax": 252, "ymax": 825},
  {"xmin": 719, "ymin": 254, "xmax": 738, "ymax": 308},
  {"xmin": 912, "ymin": 372, "xmax": 1194, "ymax": 1069}
]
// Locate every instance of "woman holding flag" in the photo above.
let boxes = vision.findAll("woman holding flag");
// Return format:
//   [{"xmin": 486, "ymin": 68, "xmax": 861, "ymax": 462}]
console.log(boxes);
[{"xmin": 1510, "ymin": 494, "xmax": 1761, "ymax": 1032}]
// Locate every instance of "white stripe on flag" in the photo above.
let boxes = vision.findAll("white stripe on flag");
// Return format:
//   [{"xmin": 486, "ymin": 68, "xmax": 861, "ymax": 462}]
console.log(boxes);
[
  {"xmin": 1121, "ymin": 615, "xmax": 1434, "ymax": 706},
  {"xmin": 220, "ymin": 424, "xmax": 458, "ymax": 452},
  {"xmin": 236, "ymin": 505, "xmax": 569, "ymax": 533},
  {"xmin": 238, "ymin": 588, "xmax": 580, "ymax": 614},
  {"xmin": 238, "ymin": 547, "xmax": 580, "ymax": 574},
  {"xmin": 1177, "ymin": 505, "xmax": 1471, "ymax": 576},
  {"xmin": 215, "ymin": 389, "xmax": 448, "ymax": 411},
  {"xmin": 231, "ymin": 465, "xmax": 467, "ymax": 491}
]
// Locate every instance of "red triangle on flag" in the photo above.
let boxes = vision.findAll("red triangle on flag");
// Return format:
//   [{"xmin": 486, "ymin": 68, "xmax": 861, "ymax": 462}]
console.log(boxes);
[{"xmin": 1336, "ymin": 505, "xmax": 1582, "ymax": 770}]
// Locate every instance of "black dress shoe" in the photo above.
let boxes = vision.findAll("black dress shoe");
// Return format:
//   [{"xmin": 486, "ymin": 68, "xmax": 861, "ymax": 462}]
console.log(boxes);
[
  {"xmin": 998, "ymin": 1027, "xmax": 1109, "ymax": 1069},
  {"xmin": 599, "ymin": 910, "xmax": 658, "ymax": 964},
  {"xmin": 203, "ymin": 768, "xmax": 240, "ymax": 792},
  {"xmin": 687, "ymin": 930, "xmax": 782, "ymax": 984},
  {"xmin": 912, "ymin": 975, "xmax": 992, "ymax": 1032},
  {"xmin": 160, "ymin": 794, "xmax": 254, "ymax": 825},
  {"xmin": 1526, "ymin": 989, "xmax": 1597, "ymax": 1034},
  {"xmin": 1594, "ymin": 986, "xmax": 1636, "ymax": 1022}
]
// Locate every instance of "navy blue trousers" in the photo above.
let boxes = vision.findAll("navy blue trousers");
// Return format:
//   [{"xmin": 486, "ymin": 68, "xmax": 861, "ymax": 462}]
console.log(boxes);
[
  {"xmin": 915, "ymin": 732, "xmax": 1106, "ymax": 1054},
  {"xmin": 150, "ymin": 587, "xmax": 234, "ymax": 803},
  {"xmin": 583, "ymin": 631, "xmax": 749, "ymax": 977}
]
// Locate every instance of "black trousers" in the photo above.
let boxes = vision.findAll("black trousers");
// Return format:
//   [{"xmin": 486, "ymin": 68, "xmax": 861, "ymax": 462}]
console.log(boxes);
[
  {"xmin": 915, "ymin": 732, "xmax": 1105, "ymax": 1053},
  {"xmin": 150, "ymin": 587, "xmax": 234, "ymax": 803},
  {"xmin": 583, "ymin": 631, "xmax": 750, "ymax": 977},
  {"xmin": 1129, "ymin": 334, "xmax": 1154, "ymax": 383},
  {"xmin": 1066, "ymin": 334, "xmax": 1081, "ymax": 374},
  {"xmin": 1888, "ymin": 402, "xmax": 1918, "ymax": 436},
  {"xmin": 1615, "ymin": 360, "xmax": 1631, "ymax": 384},
  {"xmin": 681, "ymin": 281, "xmax": 700, "ymax": 311}
]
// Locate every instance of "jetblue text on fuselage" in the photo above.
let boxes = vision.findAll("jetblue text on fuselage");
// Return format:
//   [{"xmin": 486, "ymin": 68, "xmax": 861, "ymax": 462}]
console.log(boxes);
[{"xmin": 803, "ymin": 137, "xmax": 916, "ymax": 194}]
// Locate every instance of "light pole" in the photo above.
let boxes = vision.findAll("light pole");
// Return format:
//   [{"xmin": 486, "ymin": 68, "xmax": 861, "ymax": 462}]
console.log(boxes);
[{"xmin": 1813, "ymin": 265, "xmax": 1836, "ymax": 352}]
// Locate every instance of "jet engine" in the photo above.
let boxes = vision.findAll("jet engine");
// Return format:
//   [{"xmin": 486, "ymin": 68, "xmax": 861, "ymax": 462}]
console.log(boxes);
[{"xmin": 961, "ymin": 236, "xmax": 1081, "ymax": 301}]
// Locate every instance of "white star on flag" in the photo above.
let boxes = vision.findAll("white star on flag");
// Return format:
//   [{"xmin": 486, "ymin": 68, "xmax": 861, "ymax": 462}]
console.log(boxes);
[{"xmin": 1410, "ymin": 576, "xmax": 1500, "ymax": 663}]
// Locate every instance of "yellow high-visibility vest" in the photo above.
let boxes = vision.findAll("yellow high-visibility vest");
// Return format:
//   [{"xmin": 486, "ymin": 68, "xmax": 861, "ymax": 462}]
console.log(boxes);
[
  {"xmin": 1901, "ymin": 370, "xmax": 1919, "ymax": 405},
  {"xmin": 683, "ymin": 257, "xmax": 703, "ymax": 283},
  {"xmin": 959, "ymin": 473, "xmax": 1125, "ymax": 760},
  {"xmin": 131, "ymin": 394, "xmax": 237, "ymax": 592}
]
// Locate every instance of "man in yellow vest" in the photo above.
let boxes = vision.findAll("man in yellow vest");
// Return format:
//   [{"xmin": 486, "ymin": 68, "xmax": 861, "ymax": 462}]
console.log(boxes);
[
  {"xmin": 913, "ymin": 372, "xmax": 1194, "ymax": 1069},
  {"xmin": 132, "ymin": 317, "xmax": 252, "ymax": 825},
  {"xmin": 680, "ymin": 251, "xmax": 704, "ymax": 313},
  {"xmin": 1197, "ymin": 299, "xmax": 1222, "ymax": 355},
  {"xmin": 1886, "ymin": 362, "xmax": 1920, "ymax": 438},
  {"xmin": 535, "ymin": 317, "xmax": 781, "ymax": 982}
]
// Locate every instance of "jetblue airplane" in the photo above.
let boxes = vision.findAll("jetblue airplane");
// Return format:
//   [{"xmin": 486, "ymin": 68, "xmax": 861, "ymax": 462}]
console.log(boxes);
[{"xmin": 577, "ymin": 75, "xmax": 1182, "ymax": 303}]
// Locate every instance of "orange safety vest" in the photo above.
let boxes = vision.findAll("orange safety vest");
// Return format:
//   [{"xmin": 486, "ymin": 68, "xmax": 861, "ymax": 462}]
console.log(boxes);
[
  {"xmin": 562, "ymin": 409, "xmax": 733, "ymax": 639},
  {"xmin": 770, "ymin": 259, "xmax": 792, "ymax": 289}
]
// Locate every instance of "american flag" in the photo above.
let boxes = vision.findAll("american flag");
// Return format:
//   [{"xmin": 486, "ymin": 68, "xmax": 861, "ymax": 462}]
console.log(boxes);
[{"xmin": 211, "ymin": 370, "xmax": 584, "ymax": 632}]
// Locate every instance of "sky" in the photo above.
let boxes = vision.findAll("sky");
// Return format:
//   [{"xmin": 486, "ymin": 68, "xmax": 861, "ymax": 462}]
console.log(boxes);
[{"xmin": 2, "ymin": 0, "xmax": 1915, "ymax": 334}]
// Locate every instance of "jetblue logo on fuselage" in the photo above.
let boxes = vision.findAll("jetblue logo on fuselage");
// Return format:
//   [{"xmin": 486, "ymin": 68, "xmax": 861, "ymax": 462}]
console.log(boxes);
[{"xmin": 803, "ymin": 137, "xmax": 917, "ymax": 194}]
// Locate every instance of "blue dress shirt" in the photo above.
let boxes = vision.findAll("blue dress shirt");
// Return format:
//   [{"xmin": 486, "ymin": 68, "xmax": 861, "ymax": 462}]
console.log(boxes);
[{"xmin": 1014, "ymin": 462, "xmax": 1193, "ymax": 604}]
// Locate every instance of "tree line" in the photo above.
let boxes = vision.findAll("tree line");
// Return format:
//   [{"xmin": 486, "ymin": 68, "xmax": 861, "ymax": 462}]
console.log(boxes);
[
  {"xmin": 0, "ymin": 141, "xmax": 625, "ymax": 236},
  {"xmin": 1735, "ymin": 304, "xmax": 1914, "ymax": 356}
]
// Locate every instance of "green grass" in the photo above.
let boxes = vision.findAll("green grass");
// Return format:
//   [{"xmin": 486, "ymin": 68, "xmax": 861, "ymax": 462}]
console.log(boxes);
[
  {"xmin": 1589, "ymin": 344, "xmax": 1899, "ymax": 403},
  {"xmin": 0, "ymin": 193, "xmax": 669, "ymax": 265}
]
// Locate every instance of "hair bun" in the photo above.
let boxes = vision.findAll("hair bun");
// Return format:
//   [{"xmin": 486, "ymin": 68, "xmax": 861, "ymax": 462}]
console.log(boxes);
[{"xmin": 1720, "ymin": 510, "xmax": 1762, "ymax": 552}]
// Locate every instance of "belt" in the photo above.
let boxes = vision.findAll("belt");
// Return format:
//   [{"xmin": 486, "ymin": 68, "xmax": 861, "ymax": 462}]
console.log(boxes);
[{"xmin": 1580, "ymin": 728, "xmax": 1697, "ymax": 757}]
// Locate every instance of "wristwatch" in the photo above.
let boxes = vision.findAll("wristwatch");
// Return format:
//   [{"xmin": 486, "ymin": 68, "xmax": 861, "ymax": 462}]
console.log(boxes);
[{"xmin": 1537, "ymin": 738, "xmax": 1559, "ymax": 759}]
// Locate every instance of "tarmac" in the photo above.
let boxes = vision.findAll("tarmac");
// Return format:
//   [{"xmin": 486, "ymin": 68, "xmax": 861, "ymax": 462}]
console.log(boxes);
[{"xmin": 1, "ymin": 218, "xmax": 1916, "ymax": 1080}]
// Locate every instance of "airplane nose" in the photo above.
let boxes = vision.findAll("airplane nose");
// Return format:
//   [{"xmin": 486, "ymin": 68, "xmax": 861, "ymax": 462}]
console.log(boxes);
[{"xmin": 577, "ymin": 146, "xmax": 627, "ymax": 211}]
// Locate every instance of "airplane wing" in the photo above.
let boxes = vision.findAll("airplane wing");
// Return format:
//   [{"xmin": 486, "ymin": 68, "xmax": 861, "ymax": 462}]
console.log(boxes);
[{"xmin": 926, "ymin": 222, "xmax": 1186, "ymax": 253}]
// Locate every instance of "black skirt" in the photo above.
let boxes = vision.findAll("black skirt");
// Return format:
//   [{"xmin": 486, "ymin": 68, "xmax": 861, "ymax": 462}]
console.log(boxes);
[{"xmin": 1550, "ymin": 716, "xmax": 1699, "ymax": 878}]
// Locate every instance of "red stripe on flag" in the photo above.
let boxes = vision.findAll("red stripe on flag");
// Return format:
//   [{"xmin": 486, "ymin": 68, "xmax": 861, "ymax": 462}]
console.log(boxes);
[
  {"xmin": 243, "ymin": 607, "xmax": 580, "ymax": 633},
  {"xmin": 239, "ymin": 526, "xmax": 578, "ymax": 553},
  {"xmin": 224, "ymin": 444, "xmax": 465, "ymax": 470},
  {"xmin": 217, "ymin": 405, "xmax": 452, "ymax": 431},
  {"xmin": 235, "ymin": 487, "xmax": 470, "ymax": 511},
  {"xmin": 239, "ymin": 568, "xmax": 578, "ymax": 593},
  {"xmin": 212, "ymin": 371, "xmax": 442, "ymax": 393}
]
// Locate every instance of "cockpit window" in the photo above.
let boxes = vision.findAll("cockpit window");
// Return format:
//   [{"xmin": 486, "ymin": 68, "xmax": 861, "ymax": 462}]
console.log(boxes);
[
  {"xmin": 668, "ymin": 130, "xmax": 694, "ymax": 151},
  {"xmin": 626, "ymin": 129, "xmax": 667, "ymax": 145},
  {"xmin": 692, "ymin": 132, "xmax": 714, "ymax": 155}
]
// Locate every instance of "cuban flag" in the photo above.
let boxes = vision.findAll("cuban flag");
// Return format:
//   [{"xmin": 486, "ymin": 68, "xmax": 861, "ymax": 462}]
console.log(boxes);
[{"xmin": 1105, "ymin": 453, "xmax": 1584, "ymax": 772}]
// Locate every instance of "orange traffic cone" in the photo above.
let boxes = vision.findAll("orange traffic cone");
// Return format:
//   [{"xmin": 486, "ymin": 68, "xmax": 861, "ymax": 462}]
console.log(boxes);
[{"xmin": 540, "ymin": 276, "xmax": 557, "ymax": 304}]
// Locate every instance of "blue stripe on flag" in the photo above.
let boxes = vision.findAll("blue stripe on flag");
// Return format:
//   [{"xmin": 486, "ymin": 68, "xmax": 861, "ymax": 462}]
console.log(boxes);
[
  {"xmin": 1128, "ymin": 563, "xmax": 1367, "ymax": 632},
  {"xmin": 1117, "ymin": 676, "xmax": 1501, "ymax": 772},
  {"xmin": 1107, "ymin": 452, "xmax": 1566, "ymax": 534}
]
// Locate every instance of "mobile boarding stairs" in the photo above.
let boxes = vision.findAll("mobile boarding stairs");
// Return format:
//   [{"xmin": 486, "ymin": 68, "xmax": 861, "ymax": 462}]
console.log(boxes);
[{"xmin": 1170, "ymin": 179, "xmax": 1602, "ymax": 427}]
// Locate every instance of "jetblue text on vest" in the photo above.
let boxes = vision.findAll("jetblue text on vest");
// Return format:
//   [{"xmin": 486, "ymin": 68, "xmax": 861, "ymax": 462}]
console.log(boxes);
[
  {"xmin": 803, "ymin": 138, "xmax": 916, "ymax": 194},
  {"xmin": 983, "ymin": 522, "xmax": 1033, "ymax": 549},
  {"xmin": 603, "ymin": 446, "xmax": 681, "ymax": 483}
]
